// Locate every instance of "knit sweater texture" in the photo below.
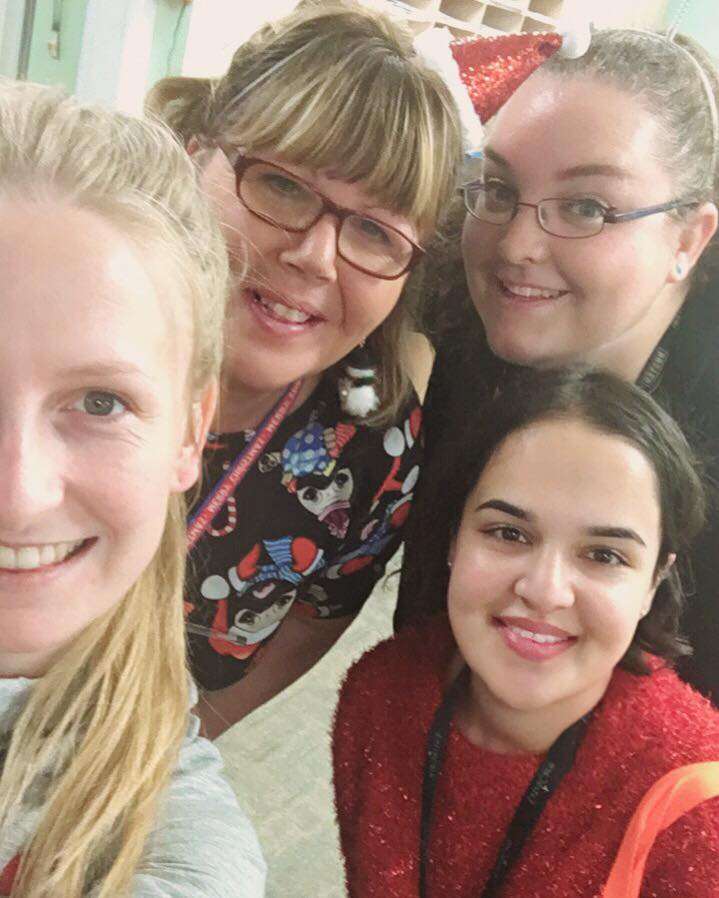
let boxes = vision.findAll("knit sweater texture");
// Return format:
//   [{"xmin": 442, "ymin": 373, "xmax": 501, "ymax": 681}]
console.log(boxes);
[
  {"xmin": 333, "ymin": 616, "xmax": 719, "ymax": 897},
  {"xmin": 0, "ymin": 678, "xmax": 266, "ymax": 897}
]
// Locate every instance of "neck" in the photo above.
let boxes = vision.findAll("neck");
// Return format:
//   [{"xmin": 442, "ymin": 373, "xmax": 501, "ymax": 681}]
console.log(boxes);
[
  {"xmin": 455, "ymin": 660, "xmax": 610, "ymax": 755},
  {"xmin": 588, "ymin": 282, "xmax": 688, "ymax": 383},
  {"xmin": 216, "ymin": 373, "xmax": 318, "ymax": 432},
  {"xmin": 0, "ymin": 649, "xmax": 52, "ymax": 679}
]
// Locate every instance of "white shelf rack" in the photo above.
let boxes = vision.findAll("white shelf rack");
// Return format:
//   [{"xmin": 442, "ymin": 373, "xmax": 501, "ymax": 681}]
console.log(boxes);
[{"xmin": 381, "ymin": 0, "xmax": 565, "ymax": 37}]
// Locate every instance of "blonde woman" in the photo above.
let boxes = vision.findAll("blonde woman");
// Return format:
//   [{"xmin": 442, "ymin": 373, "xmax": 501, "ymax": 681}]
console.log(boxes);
[
  {"xmin": 0, "ymin": 82, "xmax": 265, "ymax": 897},
  {"xmin": 148, "ymin": 0, "xmax": 462, "ymax": 736}
]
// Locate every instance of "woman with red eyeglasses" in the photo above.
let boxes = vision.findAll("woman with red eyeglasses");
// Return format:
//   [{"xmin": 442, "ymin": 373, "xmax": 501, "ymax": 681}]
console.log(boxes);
[{"xmin": 147, "ymin": 1, "xmax": 462, "ymax": 736}]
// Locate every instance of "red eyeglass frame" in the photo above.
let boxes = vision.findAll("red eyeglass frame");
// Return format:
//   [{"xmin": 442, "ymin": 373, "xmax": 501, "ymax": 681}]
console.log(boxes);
[{"xmin": 218, "ymin": 144, "xmax": 426, "ymax": 280}]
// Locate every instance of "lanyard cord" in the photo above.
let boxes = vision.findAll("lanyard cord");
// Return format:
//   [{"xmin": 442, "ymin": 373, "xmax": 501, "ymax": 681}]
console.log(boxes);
[
  {"xmin": 186, "ymin": 379, "xmax": 303, "ymax": 549},
  {"xmin": 419, "ymin": 665, "xmax": 591, "ymax": 898}
]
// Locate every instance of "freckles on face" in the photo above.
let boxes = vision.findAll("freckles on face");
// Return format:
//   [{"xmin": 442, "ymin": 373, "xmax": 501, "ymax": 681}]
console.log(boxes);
[
  {"xmin": 447, "ymin": 418, "xmax": 662, "ymax": 710},
  {"xmin": 461, "ymin": 73, "xmax": 684, "ymax": 370},
  {"xmin": 199, "ymin": 149, "xmax": 412, "ymax": 392},
  {"xmin": 0, "ymin": 200, "xmax": 193, "ymax": 670}
]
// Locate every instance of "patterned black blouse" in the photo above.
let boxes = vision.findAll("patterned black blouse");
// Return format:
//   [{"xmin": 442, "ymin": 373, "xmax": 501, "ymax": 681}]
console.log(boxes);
[{"xmin": 186, "ymin": 374, "xmax": 422, "ymax": 690}]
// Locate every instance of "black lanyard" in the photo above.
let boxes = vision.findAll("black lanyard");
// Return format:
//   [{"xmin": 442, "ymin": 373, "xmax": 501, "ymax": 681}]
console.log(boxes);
[
  {"xmin": 419, "ymin": 665, "xmax": 591, "ymax": 898},
  {"xmin": 637, "ymin": 310, "xmax": 682, "ymax": 394}
]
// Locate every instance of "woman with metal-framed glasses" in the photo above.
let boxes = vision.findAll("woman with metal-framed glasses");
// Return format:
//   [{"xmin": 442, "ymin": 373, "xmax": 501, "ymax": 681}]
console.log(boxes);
[
  {"xmin": 397, "ymin": 27, "xmax": 719, "ymax": 708},
  {"xmin": 146, "ymin": 1, "xmax": 463, "ymax": 737}
]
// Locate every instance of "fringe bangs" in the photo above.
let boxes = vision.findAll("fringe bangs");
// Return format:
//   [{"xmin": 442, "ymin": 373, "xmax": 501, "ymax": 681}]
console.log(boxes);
[{"xmin": 227, "ymin": 48, "xmax": 454, "ymax": 235}]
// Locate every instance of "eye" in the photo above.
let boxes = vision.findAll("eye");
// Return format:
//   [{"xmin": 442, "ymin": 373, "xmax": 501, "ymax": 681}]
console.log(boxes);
[
  {"xmin": 482, "ymin": 178, "xmax": 517, "ymax": 206},
  {"xmin": 559, "ymin": 197, "xmax": 608, "ymax": 221},
  {"xmin": 73, "ymin": 390, "xmax": 127, "ymax": 417},
  {"xmin": 335, "ymin": 470, "xmax": 350, "ymax": 487},
  {"xmin": 586, "ymin": 547, "xmax": 627, "ymax": 567},
  {"xmin": 259, "ymin": 172, "xmax": 306, "ymax": 198},
  {"xmin": 354, "ymin": 217, "xmax": 393, "ymax": 245},
  {"xmin": 486, "ymin": 524, "xmax": 528, "ymax": 544}
]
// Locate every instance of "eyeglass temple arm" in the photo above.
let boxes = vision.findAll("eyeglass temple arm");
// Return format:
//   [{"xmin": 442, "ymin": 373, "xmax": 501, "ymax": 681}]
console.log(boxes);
[{"xmin": 605, "ymin": 200, "xmax": 697, "ymax": 224}]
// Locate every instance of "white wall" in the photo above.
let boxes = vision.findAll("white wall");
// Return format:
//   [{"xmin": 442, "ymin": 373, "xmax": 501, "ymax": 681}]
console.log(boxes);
[
  {"xmin": 75, "ymin": 0, "xmax": 155, "ymax": 112},
  {"xmin": 0, "ymin": 0, "xmax": 25, "ymax": 78},
  {"xmin": 182, "ymin": 0, "xmax": 298, "ymax": 77},
  {"xmin": 180, "ymin": 0, "xmax": 670, "ymax": 79}
]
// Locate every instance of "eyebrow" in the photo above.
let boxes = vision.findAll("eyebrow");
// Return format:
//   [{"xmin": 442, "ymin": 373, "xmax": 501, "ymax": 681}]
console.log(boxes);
[
  {"xmin": 61, "ymin": 362, "xmax": 151, "ymax": 380},
  {"xmin": 474, "ymin": 499, "xmax": 533, "ymax": 520},
  {"xmin": 474, "ymin": 500, "xmax": 647, "ymax": 547},
  {"xmin": 586, "ymin": 526, "xmax": 646, "ymax": 547},
  {"xmin": 483, "ymin": 148, "xmax": 633, "ymax": 183}
]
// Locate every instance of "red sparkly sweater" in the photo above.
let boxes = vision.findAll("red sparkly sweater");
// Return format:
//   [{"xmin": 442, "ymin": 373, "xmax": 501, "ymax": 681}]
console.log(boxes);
[{"xmin": 332, "ymin": 616, "xmax": 719, "ymax": 898}]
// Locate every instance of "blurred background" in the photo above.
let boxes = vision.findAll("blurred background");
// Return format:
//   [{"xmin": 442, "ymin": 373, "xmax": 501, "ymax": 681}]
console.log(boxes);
[
  {"xmin": 0, "ymin": 0, "xmax": 715, "ymax": 114},
  {"xmin": 2, "ymin": 1, "xmax": 715, "ymax": 895}
]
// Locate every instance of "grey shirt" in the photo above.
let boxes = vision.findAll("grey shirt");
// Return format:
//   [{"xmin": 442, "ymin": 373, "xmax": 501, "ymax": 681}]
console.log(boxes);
[{"xmin": 0, "ymin": 678, "xmax": 266, "ymax": 897}]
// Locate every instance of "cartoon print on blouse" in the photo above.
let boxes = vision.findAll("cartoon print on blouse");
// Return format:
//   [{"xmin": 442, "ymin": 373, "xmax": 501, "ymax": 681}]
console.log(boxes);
[
  {"xmin": 327, "ymin": 412, "xmax": 422, "ymax": 579},
  {"xmin": 261, "ymin": 417, "xmax": 357, "ymax": 538},
  {"xmin": 196, "ymin": 536, "xmax": 324, "ymax": 660}
]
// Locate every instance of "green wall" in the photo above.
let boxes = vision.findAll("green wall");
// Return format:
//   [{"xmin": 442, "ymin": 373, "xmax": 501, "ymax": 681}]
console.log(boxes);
[
  {"xmin": 26, "ymin": 0, "xmax": 90, "ymax": 92},
  {"xmin": 665, "ymin": 0, "xmax": 719, "ymax": 56},
  {"xmin": 147, "ymin": 0, "xmax": 192, "ymax": 89}
]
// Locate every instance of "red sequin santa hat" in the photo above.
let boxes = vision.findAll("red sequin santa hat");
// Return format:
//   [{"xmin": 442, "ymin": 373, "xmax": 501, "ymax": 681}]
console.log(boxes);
[
  {"xmin": 415, "ymin": 20, "xmax": 591, "ymax": 154},
  {"xmin": 450, "ymin": 31, "xmax": 563, "ymax": 124}
]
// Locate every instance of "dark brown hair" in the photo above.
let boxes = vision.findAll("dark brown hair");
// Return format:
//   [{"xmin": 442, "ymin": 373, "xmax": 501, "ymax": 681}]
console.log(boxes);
[{"xmin": 437, "ymin": 367, "xmax": 707, "ymax": 673}]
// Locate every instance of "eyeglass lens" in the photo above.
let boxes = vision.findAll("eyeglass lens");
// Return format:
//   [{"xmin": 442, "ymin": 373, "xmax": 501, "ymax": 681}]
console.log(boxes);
[
  {"xmin": 240, "ymin": 161, "xmax": 414, "ymax": 277},
  {"xmin": 464, "ymin": 184, "xmax": 607, "ymax": 238}
]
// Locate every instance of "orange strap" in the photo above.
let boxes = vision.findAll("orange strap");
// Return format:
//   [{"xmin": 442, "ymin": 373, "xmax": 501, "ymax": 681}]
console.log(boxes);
[{"xmin": 602, "ymin": 762, "xmax": 719, "ymax": 898}]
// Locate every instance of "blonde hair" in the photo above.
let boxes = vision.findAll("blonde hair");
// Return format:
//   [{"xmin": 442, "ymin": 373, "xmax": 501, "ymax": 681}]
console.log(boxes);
[
  {"xmin": 147, "ymin": 0, "xmax": 463, "ymax": 425},
  {"xmin": 0, "ymin": 80, "xmax": 228, "ymax": 897}
]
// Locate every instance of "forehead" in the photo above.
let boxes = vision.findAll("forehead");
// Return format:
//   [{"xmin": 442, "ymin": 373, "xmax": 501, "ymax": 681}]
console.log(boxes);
[
  {"xmin": 472, "ymin": 418, "xmax": 661, "ymax": 537},
  {"xmin": 485, "ymin": 73, "xmax": 670, "ymax": 191},
  {"xmin": 0, "ymin": 198, "xmax": 182, "ymax": 372}
]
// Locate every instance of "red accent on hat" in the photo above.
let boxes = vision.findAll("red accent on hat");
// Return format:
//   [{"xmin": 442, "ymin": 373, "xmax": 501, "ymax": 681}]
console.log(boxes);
[{"xmin": 450, "ymin": 32, "xmax": 563, "ymax": 123}]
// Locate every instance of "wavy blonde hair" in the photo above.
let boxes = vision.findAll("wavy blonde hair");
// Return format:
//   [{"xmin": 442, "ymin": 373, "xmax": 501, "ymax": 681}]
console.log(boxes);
[
  {"xmin": 147, "ymin": 0, "xmax": 463, "ymax": 425},
  {"xmin": 0, "ymin": 80, "xmax": 228, "ymax": 897}
]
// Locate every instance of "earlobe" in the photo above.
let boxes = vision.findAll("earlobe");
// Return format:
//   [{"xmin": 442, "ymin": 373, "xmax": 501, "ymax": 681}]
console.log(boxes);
[
  {"xmin": 669, "ymin": 202, "xmax": 718, "ymax": 283},
  {"xmin": 171, "ymin": 381, "xmax": 218, "ymax": 493}
]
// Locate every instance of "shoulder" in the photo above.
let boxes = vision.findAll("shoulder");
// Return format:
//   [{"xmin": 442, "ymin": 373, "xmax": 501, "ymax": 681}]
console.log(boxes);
[
  {"xmin": 336, "ymin": 615, "xmax": 453, "ymax": 721},
  {"xmin": 597, "ymin": 664, "xmax": 719, "ymax": 767},
  {"xmin": 137, "ymin": 713, "xmax": 266, "ymax": 897}
]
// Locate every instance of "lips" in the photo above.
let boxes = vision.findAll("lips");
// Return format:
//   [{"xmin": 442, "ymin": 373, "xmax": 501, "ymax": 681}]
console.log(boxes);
[
  {"xmin": 497, "ymin": 277, "xmax": 568, "ymax": 302},
  {"xmin": 495, "ymin": 615, "xmax": 577, "ymax": 662},
  {"xmin": 0, "ymin": 539, "xmax": 88, "ymax": 571}
]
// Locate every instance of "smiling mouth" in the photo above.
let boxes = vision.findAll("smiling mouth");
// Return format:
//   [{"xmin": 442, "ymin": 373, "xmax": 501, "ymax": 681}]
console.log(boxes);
[
  {"xmin": 249, "ymin": 288, "xmax": 322, "ymax": 325},
  {"xmin": 0, "ymin": 538, "xmax": 92, "ymax": 572},
  {"xmin": 498, "ymin": 278, "xmax": 568, "ymax": 302}
]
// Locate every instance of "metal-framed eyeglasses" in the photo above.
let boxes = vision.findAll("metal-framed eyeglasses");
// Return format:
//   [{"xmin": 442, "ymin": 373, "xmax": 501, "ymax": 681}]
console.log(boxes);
[
  {"xmin": 461, "ymin": 178, "xmax": 697, "ymax": 239},
  {"xmin": 219, "ymin": 146, "xmax": 425, "ymax": 279}
]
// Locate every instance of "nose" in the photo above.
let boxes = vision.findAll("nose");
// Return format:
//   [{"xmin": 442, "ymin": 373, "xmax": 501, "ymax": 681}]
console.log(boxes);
[
  {"xmin": 513, "ymin": 546, "xmax": 575, "ymax": 614},
  {"xmin": 497, "ymin": 203, "xmax": 550, "ymax": 266},
  {"xmin": 279, "ymin": 213, "xmax": 339, "ymax": 282},
  {"xmin": 0, "ymin": 417, "xmax": 65, "ymax": 533}
]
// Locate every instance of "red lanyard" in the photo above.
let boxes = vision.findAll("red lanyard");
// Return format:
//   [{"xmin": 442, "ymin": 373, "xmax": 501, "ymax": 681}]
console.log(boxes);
[{"xmin": 186, "ymin": 379, "xmax": 302, "ymax": 550}]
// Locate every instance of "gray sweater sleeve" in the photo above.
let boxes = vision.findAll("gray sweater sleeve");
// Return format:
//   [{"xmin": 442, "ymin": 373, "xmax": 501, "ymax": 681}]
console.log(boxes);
[{"xmin": 91, "ymin": 711, "xmax": 266, "ymax": 898}]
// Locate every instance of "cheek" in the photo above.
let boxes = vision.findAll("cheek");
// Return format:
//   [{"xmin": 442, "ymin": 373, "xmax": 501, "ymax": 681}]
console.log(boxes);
[
  {"xmin": 578, "ymin": 584, "xmax": 643, "ymax": 653},
  {"xmin": 462, "ymin": 217, "xmax": 495, "ymax": 269},
  {"xmin": 339, "ymin": 273, "xmax": 405, "ymax": 333}
]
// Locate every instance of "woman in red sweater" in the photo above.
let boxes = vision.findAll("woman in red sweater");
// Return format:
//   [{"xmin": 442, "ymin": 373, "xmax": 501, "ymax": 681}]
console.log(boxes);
[{"xmin": 333, "ymin": 368, "xmax": 719, "ymax": 898}]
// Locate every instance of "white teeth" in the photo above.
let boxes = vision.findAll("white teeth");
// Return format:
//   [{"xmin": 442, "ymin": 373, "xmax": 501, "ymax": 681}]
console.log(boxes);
[
  {"xmin": 255, "ymin": 292, "xmax": 312, "ymax": 323},
  {"xmin": 0, "ymin": 540, "xmax": 84, "ymax": 571},
  {"xmin": 508, "ymin": 624, "xmax": 566, "ymax": 645},
  {"xmin": 505, "ymin": 283, "xmax": 561, "ymax": 299}
]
